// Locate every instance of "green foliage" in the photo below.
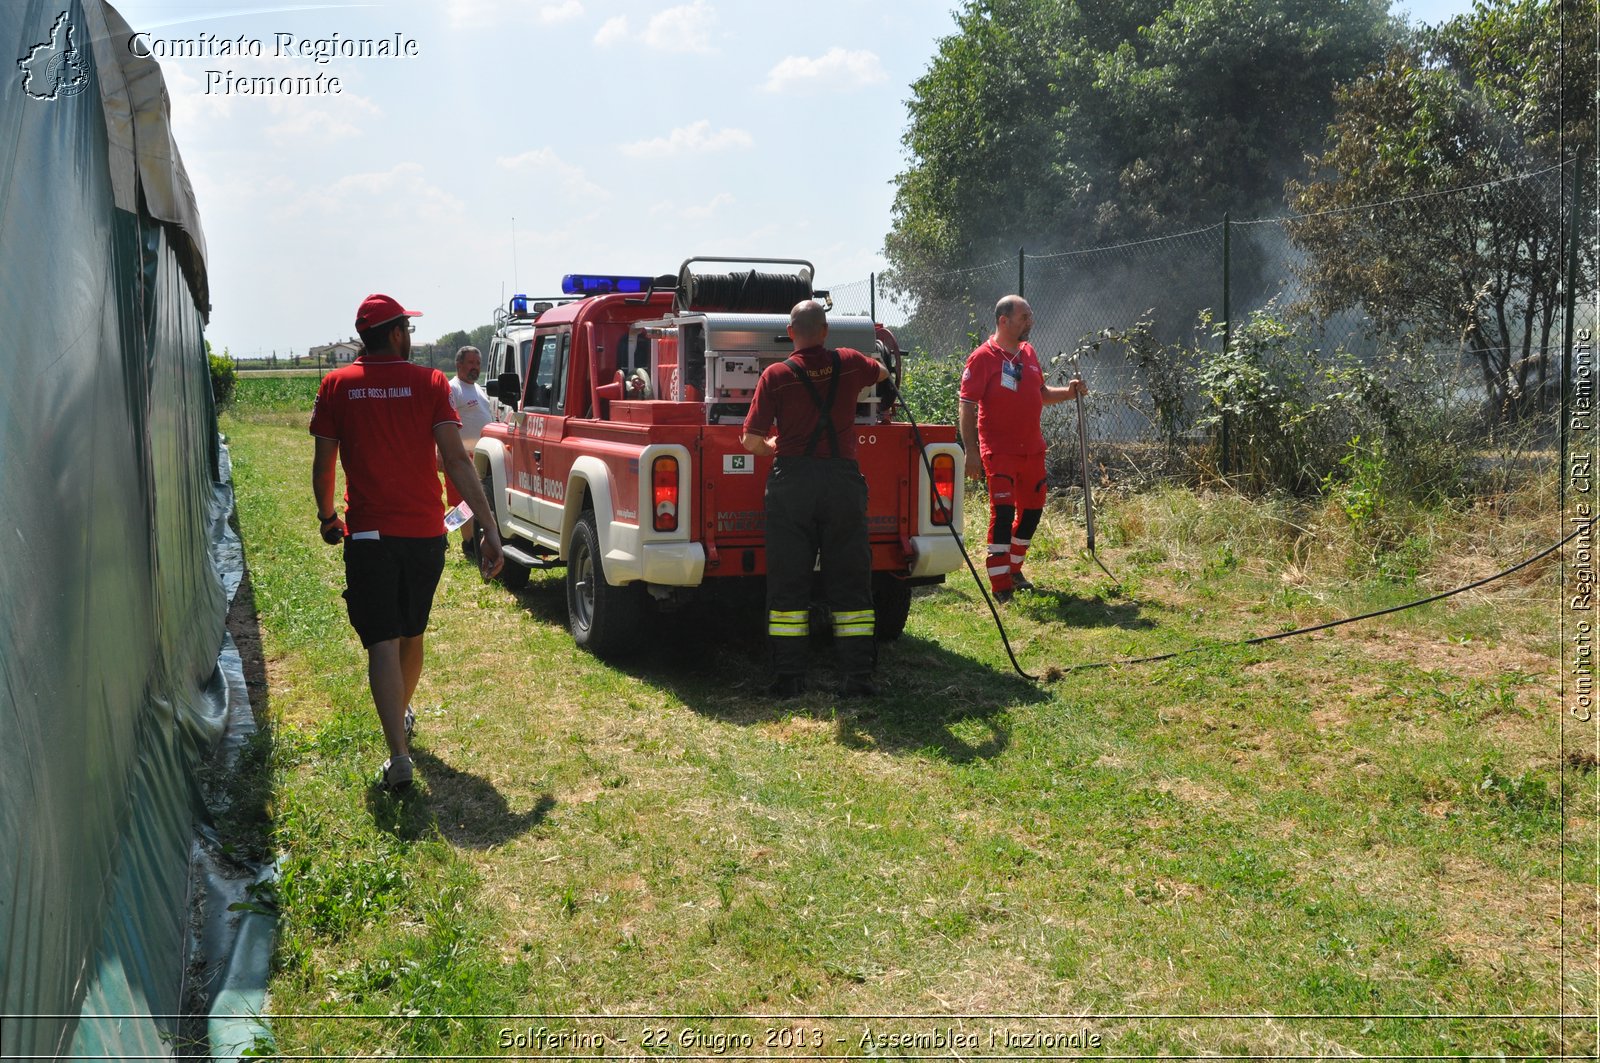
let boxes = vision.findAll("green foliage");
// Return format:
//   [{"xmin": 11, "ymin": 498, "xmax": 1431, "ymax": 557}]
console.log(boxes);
[
  {"xmin": 896, "ymin": 352, "xmax": 964, "ymax": 428},
  {"xmin": 886, "ymin": 0, "xmax": 1398, "ymax": 297},
  {"xmin": 1196, "ymin": 307, "xmax": 1372, "ymax": 493},
  {"xmin": 1323, "ymin": 436, "xmax": 1387, "ymax": 528},
  {"xmin": 233, "ymin": 374, "xmax": 321, "ymax": 414},
  {"xmin": 1102, "ymin": 312, "xmax": 1195, "ymax": 457},
  {"xmin": 209, "ymin": 351, "xmax": 237, "ymax": 409},
  {"xmin": 1286, "ymin": 0, "xmax": 1596, "ymax": 419},
  {"xmin": 1193, "ymin": 306, "xmax": 1474, "ymax": 500}
]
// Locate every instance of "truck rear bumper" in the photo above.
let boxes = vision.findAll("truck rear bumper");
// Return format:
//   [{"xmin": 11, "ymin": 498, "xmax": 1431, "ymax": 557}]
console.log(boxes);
[
  {"xmin": 607, "ymin": 540, "xmax": 706, "ymax": 586},
  {"xmin": 907, "ymin": 532, "xmax": 964, "ymax": 579}
]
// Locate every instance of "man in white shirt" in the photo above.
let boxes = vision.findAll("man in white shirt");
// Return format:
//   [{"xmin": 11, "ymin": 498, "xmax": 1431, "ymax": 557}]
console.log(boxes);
[{"xmin": 445, "ymin": 345, "xmax": 493, "ymax": 555}]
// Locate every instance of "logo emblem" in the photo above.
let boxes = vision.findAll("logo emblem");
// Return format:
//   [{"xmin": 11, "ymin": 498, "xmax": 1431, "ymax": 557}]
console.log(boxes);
[
  {"xmin": 18, "ymin": 12, "xmax": 89, "ymax": 101},
  {"xmin": 724, "ymin": 453, "xmax": 753, "ymax": 475}
]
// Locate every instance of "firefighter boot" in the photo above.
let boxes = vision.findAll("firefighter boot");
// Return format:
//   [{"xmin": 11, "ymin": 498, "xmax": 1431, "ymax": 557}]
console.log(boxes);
[
  {"xmin": 767, "ymin": 609, "xmax": 810, "ymax": 697},
  {"xmin": 833, "ymin": 608, "xmax": 877, "ymax": 698}
]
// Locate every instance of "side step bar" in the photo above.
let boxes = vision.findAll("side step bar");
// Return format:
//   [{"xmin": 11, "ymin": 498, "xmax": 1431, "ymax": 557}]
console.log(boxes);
[{"xmin": 503, "ymin": 542, "xmax": 562, "ymax": 569}]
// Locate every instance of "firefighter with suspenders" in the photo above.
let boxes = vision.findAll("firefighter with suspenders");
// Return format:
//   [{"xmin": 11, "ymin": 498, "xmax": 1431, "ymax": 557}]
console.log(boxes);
[{"xmin": 742, "ymin": 300, "xmax": 891, "ymax": 698}]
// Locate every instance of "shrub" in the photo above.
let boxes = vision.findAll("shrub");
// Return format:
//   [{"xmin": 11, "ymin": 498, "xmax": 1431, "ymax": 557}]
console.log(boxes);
[
  {"xmin": 209, "ymin": 352, "xmax": 237, "ymax": 409},
  {"xmin": 896, "ymin": 350, "xmax": 964, "ymax": 428}
]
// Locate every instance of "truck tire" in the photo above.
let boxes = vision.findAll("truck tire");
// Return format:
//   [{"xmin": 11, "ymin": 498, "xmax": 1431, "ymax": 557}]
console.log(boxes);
[
  {"xmin": 873, "ymin": 573, "xmax": 912, "ymax": 641},
  {"xmin": 566, "ymin": 510, "xmax": 642, "ymax": 657},
  {"xmin": 481, "ymin": 471, "xmax": 529, "ymax": 591}
]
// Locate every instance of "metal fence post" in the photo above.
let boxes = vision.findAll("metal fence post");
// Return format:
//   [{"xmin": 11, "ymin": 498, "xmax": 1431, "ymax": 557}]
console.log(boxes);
[
  {"xmin": 1018, "ymin": 247, "xmax": 1025, "ymax": 298},
  {"xmin": 869, "ymin": 272, "xmax": 876, "ymax": 322},
  {"xmin": 1220, "ymin": 212, "xmax": 1232, "ymax": 478}
]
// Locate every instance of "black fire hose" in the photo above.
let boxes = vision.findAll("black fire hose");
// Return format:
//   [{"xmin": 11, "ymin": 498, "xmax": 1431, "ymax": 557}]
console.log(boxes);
[{"xmin": 884, "ymin": 375, "xmax": 1580, "ymax": 683}]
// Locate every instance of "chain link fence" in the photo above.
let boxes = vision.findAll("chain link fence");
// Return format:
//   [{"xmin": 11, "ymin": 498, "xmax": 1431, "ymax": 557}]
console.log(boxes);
[{"xmin": 826, "ymin": 166, "xmax": 1595, "ymax": 493}]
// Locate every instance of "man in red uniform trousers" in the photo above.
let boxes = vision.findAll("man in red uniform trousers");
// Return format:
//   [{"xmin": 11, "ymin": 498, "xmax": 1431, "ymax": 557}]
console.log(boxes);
[
  {"xmin": 742, "ymin": 299, "xmax": 889, "ymax": 698},
  {"xmin": 958, "ymin": 295, "xmax": 1086, "ymax": 603},
  {"xmin": 311, "ymin": 293, "xmax": 504, "ymax": 791}
]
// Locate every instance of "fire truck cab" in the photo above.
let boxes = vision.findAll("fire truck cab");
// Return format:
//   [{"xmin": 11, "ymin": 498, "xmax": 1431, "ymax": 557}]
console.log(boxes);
[{"xmin": 474, "ymin": 257, "xmax": 965, "ymax": 658}]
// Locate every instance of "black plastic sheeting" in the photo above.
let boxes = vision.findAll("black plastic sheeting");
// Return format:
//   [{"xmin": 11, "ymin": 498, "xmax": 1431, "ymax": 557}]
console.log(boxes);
[{"xmin": 2, "ymin": 2, "xmax": 268, "ymax": 1058}]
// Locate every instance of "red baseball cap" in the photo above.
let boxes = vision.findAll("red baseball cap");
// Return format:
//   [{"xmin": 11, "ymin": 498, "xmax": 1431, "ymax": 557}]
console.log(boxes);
[{"xmin": 355, "ymin": 293, "xmax": 422, "ymax": 331}]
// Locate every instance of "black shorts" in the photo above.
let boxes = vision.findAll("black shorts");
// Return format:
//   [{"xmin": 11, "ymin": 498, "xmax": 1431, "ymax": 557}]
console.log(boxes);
[{"xmin": 342, "ymin": 535, "xmax": 447, "ymax": 648}]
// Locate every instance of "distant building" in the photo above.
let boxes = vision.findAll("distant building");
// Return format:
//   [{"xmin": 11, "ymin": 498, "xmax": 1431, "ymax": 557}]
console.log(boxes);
[{"xmin": 309, "ymin": 340, "xmax": 361, "ymax": 365}]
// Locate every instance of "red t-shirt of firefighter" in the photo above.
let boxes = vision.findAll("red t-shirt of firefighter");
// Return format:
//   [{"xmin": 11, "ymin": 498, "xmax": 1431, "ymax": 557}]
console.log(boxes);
[
  {"xmin": 959, "ymin": 336, "xmax": 1047, "ymax": 458},
  {"xmin": 743, "ymin": 346, "xmax": 881, "ymax": 460},
  {"xmin": 309, "ymin": 354, "xmax": 461, "ymax": 537}
]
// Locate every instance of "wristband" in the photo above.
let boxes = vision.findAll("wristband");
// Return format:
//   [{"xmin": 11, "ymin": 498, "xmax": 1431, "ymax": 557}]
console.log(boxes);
[{"xmin": 318, "ymin": 512, "xmax": 337, "ymax": 523}]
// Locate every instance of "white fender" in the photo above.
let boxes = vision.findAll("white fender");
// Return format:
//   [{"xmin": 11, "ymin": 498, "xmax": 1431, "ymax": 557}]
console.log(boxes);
[
  {"xmin": 473, "ymin": 438, "xmax": 510, "ymax": 537},
  {"xmin": 562, "ymin": 455, "xmax": 617, "ymax": 559}
]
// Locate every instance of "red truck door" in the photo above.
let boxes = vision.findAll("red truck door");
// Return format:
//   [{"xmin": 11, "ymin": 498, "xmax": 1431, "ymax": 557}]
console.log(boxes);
[{"xmin": 507, "ymin": 330, "xmax": 570, "ymax": 537}]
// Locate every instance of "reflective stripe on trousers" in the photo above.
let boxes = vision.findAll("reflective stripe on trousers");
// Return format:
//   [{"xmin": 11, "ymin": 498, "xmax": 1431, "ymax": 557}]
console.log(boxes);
[
  {"xmin": 833, "ymin": 608, "xmax": 875, "ymax": 639},
  {"xmin": 768, "ymin": 609, "xmax": 809, "ymax": 638}
]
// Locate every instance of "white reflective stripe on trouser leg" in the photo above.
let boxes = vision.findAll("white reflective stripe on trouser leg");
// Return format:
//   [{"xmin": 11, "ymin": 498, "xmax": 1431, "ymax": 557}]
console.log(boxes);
[
  {"xmin": 768, "ymin": 609, "xmax": 809, "ymax": 637},
  {"xmin": 1009, "ymin": 537, "xmax": 1030, "ymax": 565},
  {"xmin": 833, "ymin": 608, "xmax": 875, "ymax": 638}
]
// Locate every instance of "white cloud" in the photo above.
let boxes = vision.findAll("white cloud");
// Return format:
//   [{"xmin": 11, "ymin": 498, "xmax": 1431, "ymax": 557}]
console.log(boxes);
[
  {"xmin": 266, "ymin": 109, "xmax": 360, "ymax": 145},
  {"xmin": 264, "ymin": 93, "xmax": 381, "ymax": 146},
  {"xmin": 289, "ymin": 163, "xmax": 465, "ymax": 223},
  {"xmin": 496, "ymin": 147, "xmax": 608, "ymax": 200},
  {"xmin": 539, "ymin": 1, "xmax": 584, "ymax": 25},
  {"xmin": 593, "ymin": 15, "xmax": 629, "ymax": 46},
  {"xmin": 643, "ymin": 0, "xmax": 717, "ymax": 54},
  {"xmin": 447, "ymin": 0, "xmax": 581, "ymax": 29},
  {"xmin": 761, "ymin": 47, "xmax": 887, "ymax": 94},
  {"xmin": 620, "ymin": 120, "xmax": 751, "ymax": 158},
  {"xmin": 649, "ymin": 192, "xmax": 734, "ymax": 221}
]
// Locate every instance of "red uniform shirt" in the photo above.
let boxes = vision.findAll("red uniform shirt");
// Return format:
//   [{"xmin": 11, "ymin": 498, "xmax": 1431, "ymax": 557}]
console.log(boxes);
[
  {"xmin": 309, "ymin": 354, "xmax": 460, "ymax": 537},
  {"xmin": 959, "ymin": 337, "xmax": 1046, "ymax": 458},
  {"xmin": 743, "ymin": 346, "xmax": 881, "ymax": 460}
]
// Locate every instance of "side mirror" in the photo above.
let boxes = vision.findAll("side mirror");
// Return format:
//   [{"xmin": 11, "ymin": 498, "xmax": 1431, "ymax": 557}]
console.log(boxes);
[
  {"xmin": 484, "ymin": 377, "xmax": 499, "ymax": 398},
  {"xmin": 497, "ymin": 372, "xmax": 521, "ymax": 405}
]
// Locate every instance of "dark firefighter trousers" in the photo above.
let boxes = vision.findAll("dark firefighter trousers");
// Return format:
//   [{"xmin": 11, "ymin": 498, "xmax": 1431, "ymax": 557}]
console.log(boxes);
[{"xmin": 764, "ymin": 456, "xmax": 876, "ymax": 679}]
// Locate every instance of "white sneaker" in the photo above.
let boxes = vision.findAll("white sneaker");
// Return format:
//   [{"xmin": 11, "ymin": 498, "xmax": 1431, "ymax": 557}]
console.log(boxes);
[{"xmin": 379, "ymin": 755, "xmax": 413, "ymax": 792}]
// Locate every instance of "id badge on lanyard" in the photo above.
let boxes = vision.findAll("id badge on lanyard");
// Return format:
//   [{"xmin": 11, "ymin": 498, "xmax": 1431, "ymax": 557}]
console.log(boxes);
[{"xmin": 1000, "ymin": 358, "xmax": 1022, "ymax": 391}]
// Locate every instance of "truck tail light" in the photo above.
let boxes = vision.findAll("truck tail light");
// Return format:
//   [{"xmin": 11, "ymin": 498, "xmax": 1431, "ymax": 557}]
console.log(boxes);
[
  {"xmin": 652, "ymin": 455, "xmax": 679, "ymax": 532},
  {"xmin": 929, "ymin": 453, "xmax": 955, "ymax": 526}
]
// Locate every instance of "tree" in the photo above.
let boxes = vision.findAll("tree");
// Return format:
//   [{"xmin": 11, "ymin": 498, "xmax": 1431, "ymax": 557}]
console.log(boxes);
[
  {"xmin": 1286, "ymin": 0, "xmax": 1596, "ymax": 418},
  {"xmin": 884, "ymin": 0, "xmax": 1398, "ymax": 307}
]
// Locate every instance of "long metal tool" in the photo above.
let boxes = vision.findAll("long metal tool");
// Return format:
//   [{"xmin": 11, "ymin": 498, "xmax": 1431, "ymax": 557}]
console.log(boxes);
[{"xmin": 1071, "ymin": 369, "xmax": 1121, "ymax": 586}]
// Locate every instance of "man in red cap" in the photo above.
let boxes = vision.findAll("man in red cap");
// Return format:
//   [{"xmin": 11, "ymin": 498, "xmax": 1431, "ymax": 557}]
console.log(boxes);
[
  {"xmin": 959, "ymin": 295, "xmax": 1086, "ymax": 603},
  {"xmin": 310, "ymin": 293, "xmax": 504, "ymax": 792}
]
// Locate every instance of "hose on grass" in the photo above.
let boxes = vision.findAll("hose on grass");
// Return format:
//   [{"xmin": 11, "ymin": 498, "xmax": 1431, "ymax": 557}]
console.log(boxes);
[{"xmin": 886, "ymin": 378, "xmax": 1580, "ymax": 683}]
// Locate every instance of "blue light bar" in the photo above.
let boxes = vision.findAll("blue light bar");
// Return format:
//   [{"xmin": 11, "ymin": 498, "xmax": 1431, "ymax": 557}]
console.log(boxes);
[
  {"xmin": 510, "ymin": 293, "xmax": 529, "ymax": 315},
  {"xmin": 561, "ymin": 273, "xmax": 655, "ymax": 296}
]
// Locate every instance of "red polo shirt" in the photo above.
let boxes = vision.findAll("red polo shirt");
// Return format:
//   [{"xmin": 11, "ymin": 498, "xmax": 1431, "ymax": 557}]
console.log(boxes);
[
  {"xmin": 309, "ymin": 354, "xmax": 460, "ymax": 537},
  {"xmin": 744, "ymin": 346, "xmax": 881, "ymax": 460},
  {"xmin": 959, "ymin": 336, "xmax": 1046, "ymax": 457}
]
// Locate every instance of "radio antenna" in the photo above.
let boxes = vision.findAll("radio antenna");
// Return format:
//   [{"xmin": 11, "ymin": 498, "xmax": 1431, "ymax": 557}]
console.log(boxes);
[{"xmin": 511, "ymin": 216, "xmax": 519, "ymax": 292}]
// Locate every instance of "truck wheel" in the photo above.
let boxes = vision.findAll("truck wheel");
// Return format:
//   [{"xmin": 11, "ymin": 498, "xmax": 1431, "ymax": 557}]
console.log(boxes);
[
  {"xmin": 567, "ymin": 511, "xmax": 642, "ymax": 657},
  {"xmin": 481, "ymin": 471, "xmax": 529, "ymax": 591},
  {"xmin": 873, "ymin": 574, "xmax": 912, "ymax": 641}
]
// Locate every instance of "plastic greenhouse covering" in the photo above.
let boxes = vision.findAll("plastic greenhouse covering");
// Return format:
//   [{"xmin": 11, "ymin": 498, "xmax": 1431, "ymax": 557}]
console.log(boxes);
[{"xmin": 3, "ymin": 1, "xmax": 270, "ymax": 1058}]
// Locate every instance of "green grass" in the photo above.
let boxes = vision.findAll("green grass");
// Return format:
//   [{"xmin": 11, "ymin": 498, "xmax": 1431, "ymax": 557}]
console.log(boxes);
[{"xmin": 221, "ymin": 398, "xmax": 1592, "ymax": 1059}]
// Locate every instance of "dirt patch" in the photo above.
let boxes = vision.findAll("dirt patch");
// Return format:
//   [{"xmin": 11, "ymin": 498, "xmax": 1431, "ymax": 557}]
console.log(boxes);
[
  {"xmin": 1338, "ymin": 628, "xmax": 1552, "ymax": 680},
  {"xmin": 1153, "ymin": 776, "xmax": 1231, "ymax": 806},
  {"xmin": 226, "ymin": 566, "xmax": 271, "ymax": 719}
]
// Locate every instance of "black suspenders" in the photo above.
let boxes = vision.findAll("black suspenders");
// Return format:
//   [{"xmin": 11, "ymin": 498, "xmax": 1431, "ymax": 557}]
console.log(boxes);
[{"xmin": 783, "ymin": 349, "xmax": 843, "ymax": 458}]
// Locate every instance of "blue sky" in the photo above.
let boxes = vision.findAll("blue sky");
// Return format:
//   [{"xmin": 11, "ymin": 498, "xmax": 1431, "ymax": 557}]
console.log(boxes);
[{"xmin": 105, "ymin": 0, "xmax": 1476, "ymax": 358}]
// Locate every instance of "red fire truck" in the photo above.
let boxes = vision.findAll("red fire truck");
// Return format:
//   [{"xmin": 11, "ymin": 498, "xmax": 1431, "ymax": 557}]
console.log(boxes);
[{"xmin": 473, "ymin": 257, "xmax": 965, "ymax": 658}]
